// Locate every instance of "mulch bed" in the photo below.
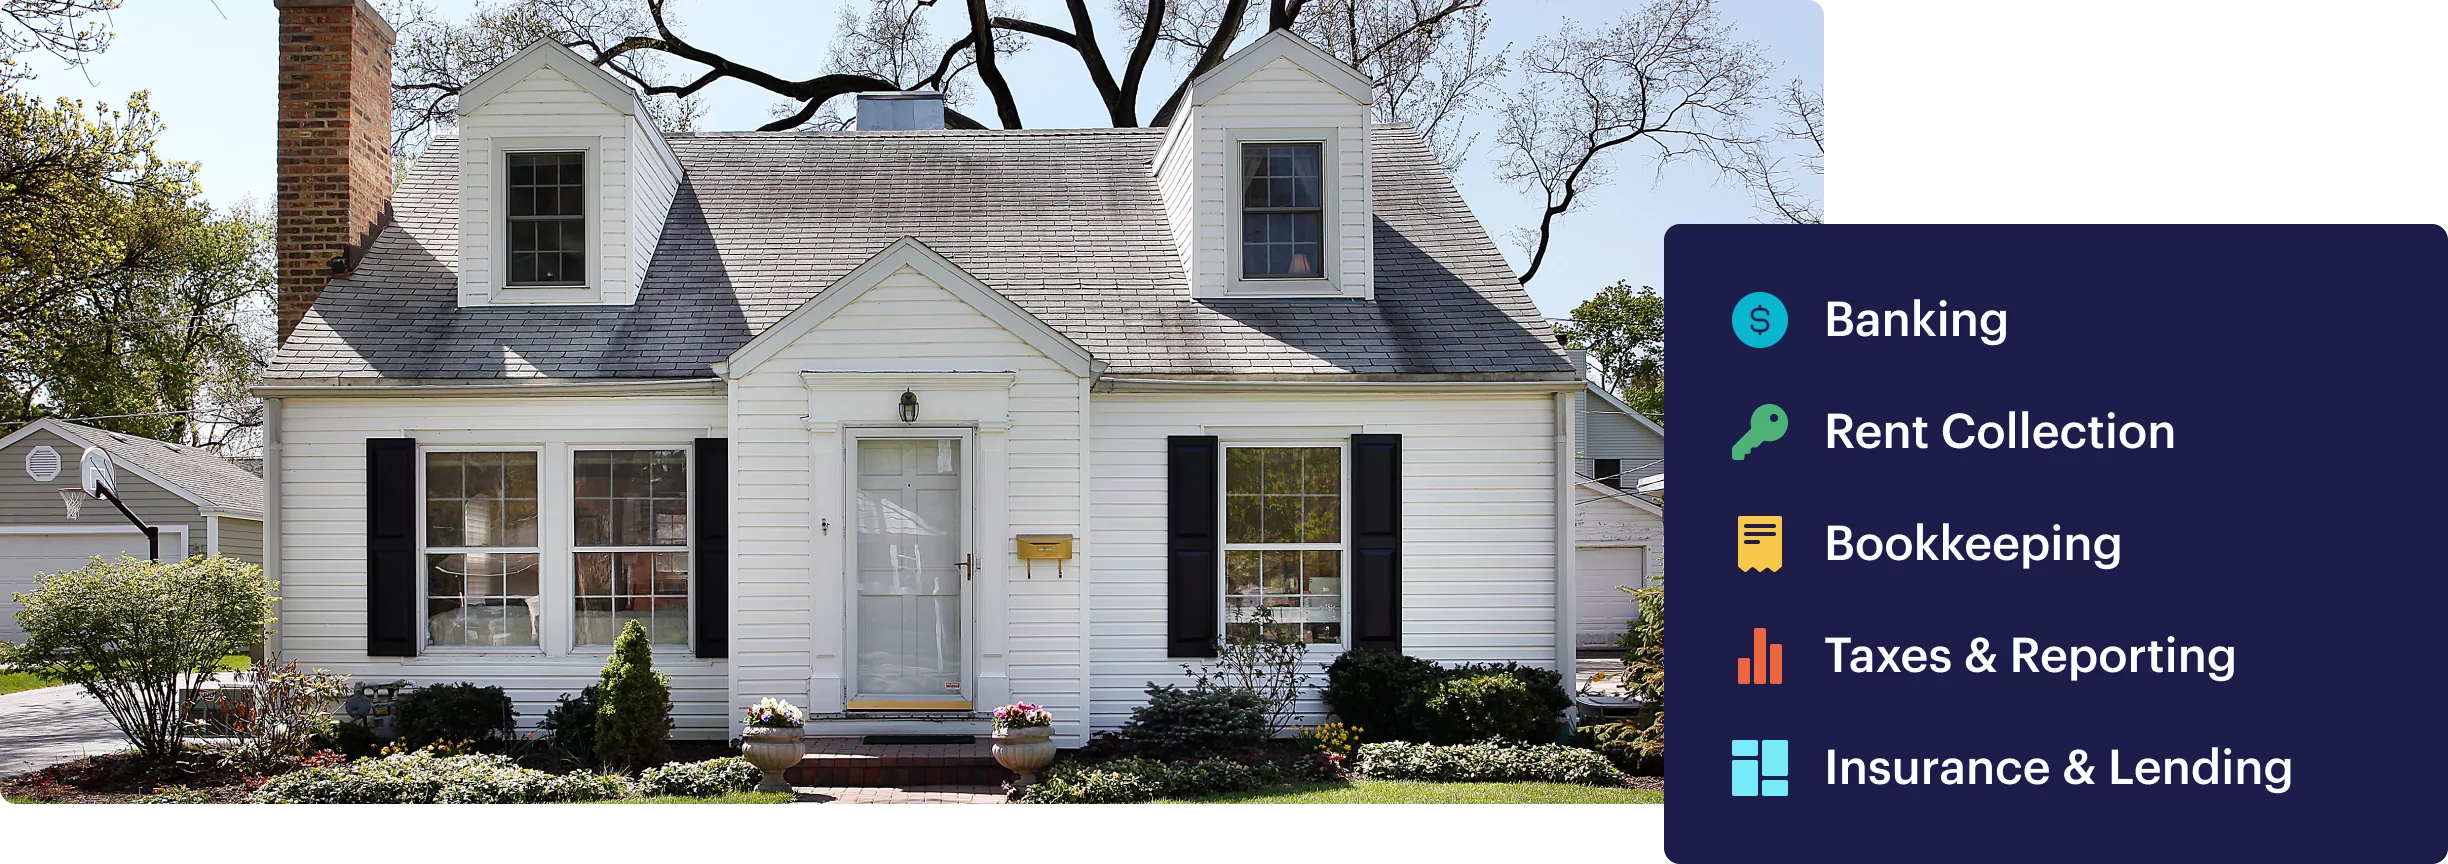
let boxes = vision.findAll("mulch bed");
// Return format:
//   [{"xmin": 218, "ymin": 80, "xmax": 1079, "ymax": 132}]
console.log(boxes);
[{"xmin": 2, "ymin": 750, "xmax": 255, "ymax": 803}]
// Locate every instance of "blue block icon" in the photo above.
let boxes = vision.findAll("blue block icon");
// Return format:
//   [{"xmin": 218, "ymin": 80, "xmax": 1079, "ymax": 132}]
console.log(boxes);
[{"xmin": 1732, "ymin": 739, "xmax": 1789, "ymax": 798}]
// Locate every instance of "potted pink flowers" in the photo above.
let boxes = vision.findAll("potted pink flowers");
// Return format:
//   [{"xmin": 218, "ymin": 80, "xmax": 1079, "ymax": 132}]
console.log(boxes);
[
  {"xmin": 990, "ymin": 702, "xmax": 1057, "ymax": 787},
  {"xmin": 739, "ymin": 697, "xmax": 806, "ymax": 792}
]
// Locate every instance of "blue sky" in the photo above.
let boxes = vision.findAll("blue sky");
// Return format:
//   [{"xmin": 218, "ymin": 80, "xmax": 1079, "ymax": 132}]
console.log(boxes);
[{"xmin": 18, "ymin": 0, "xmax": 1819, "ymax": 318}]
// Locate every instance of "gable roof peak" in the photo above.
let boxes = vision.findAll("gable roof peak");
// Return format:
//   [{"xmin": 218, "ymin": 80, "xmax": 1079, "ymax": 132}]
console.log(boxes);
[
  {"xmin": 455, "ymin": 38, "xmax": 644, "ymax": 117},
  {"xmin": 1190, "ymin": 28, "xmax": 1374, "ymax": 107}
]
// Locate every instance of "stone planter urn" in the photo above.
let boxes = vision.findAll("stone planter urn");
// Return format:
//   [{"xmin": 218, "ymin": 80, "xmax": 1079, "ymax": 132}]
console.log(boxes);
[
  {"xmin": 740, "ymin": 726, "xmax": 804, "ymax": 792},
  {"xmin": 991, "ymin": 725, "xmax": 1058, "ymax": 786}
]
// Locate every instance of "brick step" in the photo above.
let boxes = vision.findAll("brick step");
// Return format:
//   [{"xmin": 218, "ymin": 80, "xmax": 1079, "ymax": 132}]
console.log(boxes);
[{"xmin": 784, "ymin": 737, "xmax": 1016, "ymax": 788}]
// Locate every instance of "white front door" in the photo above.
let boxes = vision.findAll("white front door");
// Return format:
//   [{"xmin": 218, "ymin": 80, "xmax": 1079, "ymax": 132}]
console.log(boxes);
[{"xmin": 849, "ymin": 434, "xmax": 971, "ymax": 708}]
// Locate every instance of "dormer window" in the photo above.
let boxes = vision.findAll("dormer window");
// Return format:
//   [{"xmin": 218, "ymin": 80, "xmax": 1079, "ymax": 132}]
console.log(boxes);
[
  {"xmin": 1240, "ymin": 143, "xmax": 1324, "ymax": 280},
  {"xmin": 505, "ymin": 151, "xmax": 588, "ymax": 287}
]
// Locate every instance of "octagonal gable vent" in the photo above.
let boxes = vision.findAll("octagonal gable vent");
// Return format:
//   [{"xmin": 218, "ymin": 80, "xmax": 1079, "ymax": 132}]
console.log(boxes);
[{"xmin": 25, "ymin": 444, "xmax": 60, "ymax": 482}]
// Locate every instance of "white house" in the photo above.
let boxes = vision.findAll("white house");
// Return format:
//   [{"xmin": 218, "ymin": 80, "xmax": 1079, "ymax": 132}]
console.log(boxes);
[{"xmin": 260, "ymin": 1, "xmax": 1579, "ymax": 746}]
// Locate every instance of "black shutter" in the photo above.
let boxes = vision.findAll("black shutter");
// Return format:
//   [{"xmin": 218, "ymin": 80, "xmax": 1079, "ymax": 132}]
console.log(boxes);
[
  {"xmin": 1351, "ymin": 434, "xmax": 1402, "ymax": 653},
  {"xmin": 1167, "ymin": 435, "xmax": 1220, "ymax": 658},
  {"xmin": 365, "ymin": 438, "xmax": 418, "ymax": 657},
  {"xmin": 694, "ymin": 437, "xmax": 730, "ymax": 659}
]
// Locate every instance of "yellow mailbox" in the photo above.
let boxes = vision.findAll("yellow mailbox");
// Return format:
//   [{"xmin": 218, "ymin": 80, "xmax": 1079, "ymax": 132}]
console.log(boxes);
[{"xmin": 1016, "ymin": 534, "xmax": 1074, "ymax": 578}]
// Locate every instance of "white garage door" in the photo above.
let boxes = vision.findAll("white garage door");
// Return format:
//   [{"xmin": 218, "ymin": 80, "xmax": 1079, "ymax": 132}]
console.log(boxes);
[
  {"xmin": 1578, "ymin": 546, "xmax": 1648, "ymax": 650},
  {"xmin": 0, "ymin": 529, "xmax": 185, "ymax": 643}
]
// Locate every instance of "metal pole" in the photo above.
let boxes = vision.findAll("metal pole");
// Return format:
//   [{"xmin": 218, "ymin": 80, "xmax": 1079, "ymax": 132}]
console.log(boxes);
[{"xmin": 97, "ymin": 486, "xmax": 160, "ymax": 561}]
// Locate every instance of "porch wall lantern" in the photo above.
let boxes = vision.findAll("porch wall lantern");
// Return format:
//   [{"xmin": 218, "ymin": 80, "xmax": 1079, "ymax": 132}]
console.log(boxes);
[{"xmin": 899, "ymin": 390, "xmax": 920, "ymax": 423}]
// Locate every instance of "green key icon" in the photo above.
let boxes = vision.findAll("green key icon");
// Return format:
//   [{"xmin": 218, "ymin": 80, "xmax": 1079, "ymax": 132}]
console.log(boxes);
[{"xmin": 1731, "ymin": 403, "xmax": 1788, "ymax": 460}]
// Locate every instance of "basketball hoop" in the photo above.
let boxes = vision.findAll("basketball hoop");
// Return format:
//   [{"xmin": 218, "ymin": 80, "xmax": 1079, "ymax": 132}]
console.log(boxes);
[{"xmin": 58, "ymin": 487, "xmax": 87, "ymax": 520}]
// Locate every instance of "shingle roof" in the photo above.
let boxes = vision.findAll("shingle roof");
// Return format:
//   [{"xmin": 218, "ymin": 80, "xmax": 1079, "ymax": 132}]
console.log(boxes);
[
  {"xmin": 268, "ymin": 125, "xmax": 1569, "ymax": 380},
  {"xmin": 53, "ymin": 421, "xmax": 264, "ymax": 515}
]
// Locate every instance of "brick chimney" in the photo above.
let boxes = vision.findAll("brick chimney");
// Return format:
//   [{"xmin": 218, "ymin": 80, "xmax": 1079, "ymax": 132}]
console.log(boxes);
[{"xmin": 273, "ymin": 0, "xmax": 395, "ymax": 345}]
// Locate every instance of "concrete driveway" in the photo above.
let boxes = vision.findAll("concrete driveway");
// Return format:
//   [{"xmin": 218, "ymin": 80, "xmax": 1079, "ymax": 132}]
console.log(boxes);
[{"xmin": 0, "ymin": 684, "xmax": 126, "ymax": 777}]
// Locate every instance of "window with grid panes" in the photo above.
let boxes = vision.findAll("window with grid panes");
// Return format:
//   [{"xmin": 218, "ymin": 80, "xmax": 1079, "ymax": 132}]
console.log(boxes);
[
  {"xmin": 1222, "ymin": 446, "xmax": 1343, "ymax": 644},
  {"xmin": 424, "ymin": 451, "xmax": 541, "ymax": 647},
  {"xmin": 1240, "ymin": 143, "xmax": 1324, "ymax": 279},
  {"xmin": 505, "ymin": 151, "xmax": 586, "ymax": 286},
  {"xmin": 573, "ymin": 450, "xmax": 690, "ymax": 646}
]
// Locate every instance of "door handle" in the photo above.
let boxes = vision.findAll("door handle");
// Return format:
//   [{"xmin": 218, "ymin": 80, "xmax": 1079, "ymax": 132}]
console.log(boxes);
[{"xmin": 956, "ymin": 553, "xmax": 974, "ymax": 580}]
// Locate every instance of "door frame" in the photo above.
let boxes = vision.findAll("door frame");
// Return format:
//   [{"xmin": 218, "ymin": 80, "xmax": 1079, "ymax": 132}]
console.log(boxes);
[{"xmin": 841, "ymin": 425, "xmax": 977, "ymax": 710}]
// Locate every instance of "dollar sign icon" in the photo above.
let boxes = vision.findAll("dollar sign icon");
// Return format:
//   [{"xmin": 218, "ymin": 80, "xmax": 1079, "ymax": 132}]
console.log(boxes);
[{"xmin": 1732, "ymin": 292, "xmax": 1788, "ymax": 348}]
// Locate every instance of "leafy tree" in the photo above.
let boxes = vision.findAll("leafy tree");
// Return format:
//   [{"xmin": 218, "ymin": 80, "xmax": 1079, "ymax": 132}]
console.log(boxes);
[
  {"xmin": 1616, "ymin": 577, "xmax": 1664, "ymax": 768},
  {"xmin": 1554, "ymin": 281, "xmax": 1663, "ymax": 425},
  {"xmin": 592, "ymin": 619, "xmax": 673, "ymax": 772},
  {"xmin": 0, "ymin": 555, "xmax": 277, "ymax": 760},
  {"xmin": 0, "ymin": 85, "xmax": 274, "ymax": 449}
]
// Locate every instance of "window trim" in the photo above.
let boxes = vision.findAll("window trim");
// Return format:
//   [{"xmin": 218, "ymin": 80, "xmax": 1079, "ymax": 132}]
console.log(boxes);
[
  {"xmin": 491, "ymin": 136, "xmax": 602, "ymax": 303},
  {"xmin": 1223, "ymin": 127, "xmax": 1343, "ymax": 297},
  {"xmin": 416, "ymin": 445, "xmax": 547, "ymax": 655},
  {"xmin": 566, "ymin": 445, "xmax": 696, "ymax": 653},
  {"xmin": 1216, "ymin": 441, "xmax": 1350, "ymax": 648},
  {"xmin": 411, "ymin": 442, "xmax": 703, "ymax": 659}
]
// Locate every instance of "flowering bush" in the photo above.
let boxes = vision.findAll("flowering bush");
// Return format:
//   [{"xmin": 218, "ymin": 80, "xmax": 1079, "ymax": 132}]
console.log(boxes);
[
  {"xmin": 638, "ymin": 757, "xmax": 762, "ymax": 797},
  {"xmin": 1297, "ymin": 722, "xmax": 1361, "ymax": 755},
  {"xmin": 1352, "ymin": 741, "xmax": 1628, "ymax": 786},
  {"xmin": 993, "ymin": 701, "xmax": 1052, "ymax": 730},
  {"xmin": 743, "ymin": 697, "xmax": 806, "ymax": 729},
  {"xmin": 250, "ymin": 751, "xmax": 632, "ymax": 803}
]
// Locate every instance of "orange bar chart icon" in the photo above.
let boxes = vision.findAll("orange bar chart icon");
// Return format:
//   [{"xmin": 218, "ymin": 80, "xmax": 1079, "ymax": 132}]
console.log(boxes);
[{"xmin": 1737, "ymin": 628, "xmax": 1783, "ymax": 685}]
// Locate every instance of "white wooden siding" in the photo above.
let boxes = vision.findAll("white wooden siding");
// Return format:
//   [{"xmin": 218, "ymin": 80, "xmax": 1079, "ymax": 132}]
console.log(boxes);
[
  {"xmin": 1580, "ymin": 386, "xmax": 1665, "ymax": 486},
  {"xmin": 270, "ymin": 395, "xmax": 730, "ymax": 736},
  {"xmin": 1171, "ymin": 55, "xmax": 1374, "ymax": 299},
  {"xmin": 1085, "ymin": 391, "xmax": 1561, "ymax": 731},
  {"xmin": 727, "ymin": 265, "xmax": 1090, "ymax": 743},
  {"xmin": 1154, "ymin": 121, "xmax": 1198, "ymax": 282},
  {"xmin": 458, "ymin": 65, "xmax": 679, "ymax": 307}
]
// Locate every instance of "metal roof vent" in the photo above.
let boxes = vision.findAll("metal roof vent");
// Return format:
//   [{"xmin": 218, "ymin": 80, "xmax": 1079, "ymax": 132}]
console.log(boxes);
[{"xmin": 855, "ymin": 91, "xmax": 946, "ymax": 131}]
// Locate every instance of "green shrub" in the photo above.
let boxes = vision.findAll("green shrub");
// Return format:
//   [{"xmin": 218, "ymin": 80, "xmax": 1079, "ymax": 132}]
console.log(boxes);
[
  {"xmin": 1354, "ymin": 741, "xmax": 1628, "ymax": 786},
  {"xmin": 1321, "ymin": 648, "xmax": 1442, "ymax": 742},
  {"xmin": 1117, "ymin": 683, "xmax": 1268, "ymax": 758},
  {"xmin": 1616, "ymin": 578, "xmax": 1666, "ymax": 762},
  {"xmin": 1418, "ymin": 673, "xmax": 1548, "ymax": 744},
  {"xmin": 0, "ymin": 555, "xmax": 275, "ymax": 759},
  {"xmin": 1577, "ymin": 716, "xmax": 1661, "ymax": 775},
  {"xmin": 135, "ymin": 785, "xmax": 218, "ymax": 803},
  {"xmin": 1021, "ymin": 758, "xmax": 1171, "ymax": 803},
  {"xmin": 1018, "ymin": 756, "xmax": 1284, "ymax": 803},
  {"xmin": 1323, "ymin": 652, "xmax": 1572, "ymax": 745},
  {"xmin": 1164, "ymin": 756, "xmax": 1281, "ymax": 798},
  {"xmin": 324, "ymin": 721, "xmax": 382, "ymax": 759},
  {"xmin": 593, "ymin": 620, "xmax": 672, "ymax": 772},
  {"xmin": 392, "ymin": 683, "xmax": 516, "ymax": 749},
  {"xmin": 250, "ymin": 751, "xmax": 633, "ymax": 803},
  {"xmin": 638, "ymin": 757, "xmax": 760, "ymax": 797},
  {"xmin": 539, "ymin": 684, "xmax": 601, "ymax": 767}
]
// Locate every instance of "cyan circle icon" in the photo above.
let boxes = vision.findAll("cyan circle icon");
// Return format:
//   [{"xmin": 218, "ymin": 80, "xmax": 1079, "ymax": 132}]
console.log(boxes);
[{"xmin": 1733, "ymin": 292, "xmax": 1788, "ymax": 348}]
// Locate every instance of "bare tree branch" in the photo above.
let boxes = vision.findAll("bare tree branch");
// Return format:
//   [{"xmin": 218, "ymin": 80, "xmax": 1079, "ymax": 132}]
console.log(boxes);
[{"xmin": 1495, "ymin": 0, "xmax": 1771, "ymax": 283}]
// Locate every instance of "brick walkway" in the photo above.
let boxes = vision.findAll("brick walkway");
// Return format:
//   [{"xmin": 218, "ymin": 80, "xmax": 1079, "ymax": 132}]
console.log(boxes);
[{"xmin": 793, "ymin": 785, "xmax": 1008, "ymax": 803}]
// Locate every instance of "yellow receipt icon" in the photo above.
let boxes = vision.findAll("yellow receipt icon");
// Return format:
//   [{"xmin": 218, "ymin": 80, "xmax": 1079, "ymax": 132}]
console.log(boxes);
[{"xmin": 1738, "ymin": 516, "xmax": 1784, "ymax": 572}]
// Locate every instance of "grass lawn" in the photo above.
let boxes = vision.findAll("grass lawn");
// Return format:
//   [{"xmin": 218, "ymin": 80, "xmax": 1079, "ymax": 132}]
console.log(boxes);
[
  {"xmin": 1166, "ymin": 780, "xmax": 1663, "ymax": 804},
  {"xmin": 599, "ymin": 791, "xmax": 798, "ymax": 804},
  {"xmin": 0, "ymin": 669, "xmax": 61, "ymax": 697},
  {"xmin": 0, "ymin": 654, "xmax": 253, "ymax": 697}
]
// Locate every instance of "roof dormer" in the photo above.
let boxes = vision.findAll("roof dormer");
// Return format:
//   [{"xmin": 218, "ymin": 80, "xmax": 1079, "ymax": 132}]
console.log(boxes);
[
  {"xmin": 1155, "ymin": 30, "xmax": 1375, "ymax": 301},
  {"xmin": 452, "ymin": 40, "xmax": 682, "ymax": 307}
]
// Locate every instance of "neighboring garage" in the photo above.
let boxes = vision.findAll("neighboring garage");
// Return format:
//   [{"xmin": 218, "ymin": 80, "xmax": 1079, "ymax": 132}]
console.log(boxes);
[
  {"xmin": 1576, "ymin": 477, "xmax": 1664, "ymax": 651},
  {"xmin": 0, "ymin": 419, "xmax": 264, "ymax": 643}
]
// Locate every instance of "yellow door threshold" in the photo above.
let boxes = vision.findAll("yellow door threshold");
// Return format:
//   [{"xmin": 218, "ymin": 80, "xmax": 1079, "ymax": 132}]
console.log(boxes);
[{"xmin": 846, "ymin": 699, "xmax": 974, "ymax": 711}]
